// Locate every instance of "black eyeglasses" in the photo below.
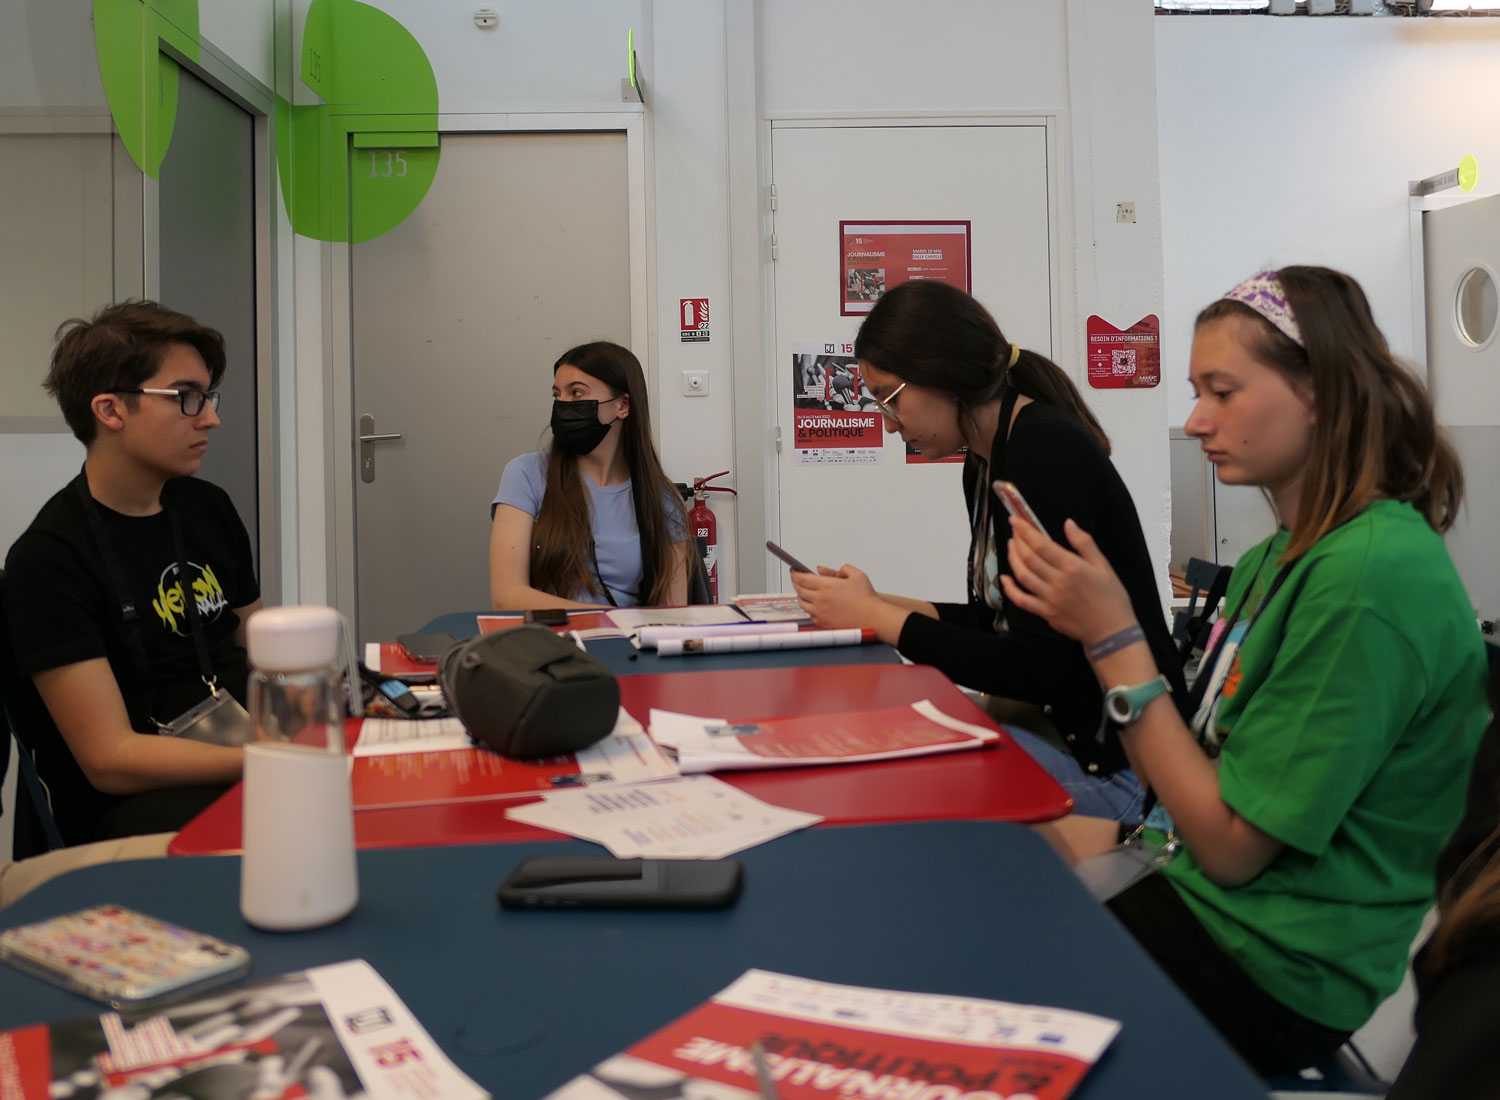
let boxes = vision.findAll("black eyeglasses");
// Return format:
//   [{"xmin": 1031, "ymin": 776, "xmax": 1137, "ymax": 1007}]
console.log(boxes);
[{"xmin": 116, "ymin": 387, "xmax": 221, "ymax": 416}]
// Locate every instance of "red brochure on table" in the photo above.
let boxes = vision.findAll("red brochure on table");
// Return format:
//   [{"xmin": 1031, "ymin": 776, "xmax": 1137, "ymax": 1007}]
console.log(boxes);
[
  {"xmin": 649, "ymin": 699, "xmax": 999, "ymax": 774},
  {"xmin": 542, "ymin": 969, "xmax": 1119, "ymax": 1100},
  {"xmin": 348, "ymin": 715, "xmax": 677, "ymax": 810}
]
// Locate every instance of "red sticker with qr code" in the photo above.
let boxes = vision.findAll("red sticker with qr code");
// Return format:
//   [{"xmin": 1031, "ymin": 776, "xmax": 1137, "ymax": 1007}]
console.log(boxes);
[{"xmin": 1087, "ymin": 314, "xmax": 1160, "ymax": 389}]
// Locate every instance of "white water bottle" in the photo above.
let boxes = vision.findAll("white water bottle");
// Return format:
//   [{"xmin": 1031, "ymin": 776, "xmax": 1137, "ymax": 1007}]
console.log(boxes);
[{"xmin": 240, "ymin": 606, "xmax": 358, "ymax": 931}]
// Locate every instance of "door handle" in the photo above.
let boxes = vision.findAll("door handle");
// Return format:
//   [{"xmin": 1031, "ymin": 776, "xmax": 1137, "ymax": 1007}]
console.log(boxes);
[{"xmin": 358, "ymin": 414, "xmax": 402, "ymax": 483}]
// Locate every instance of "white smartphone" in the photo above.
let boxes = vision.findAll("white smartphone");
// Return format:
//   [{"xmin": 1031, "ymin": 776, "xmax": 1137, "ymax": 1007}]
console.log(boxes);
[{"xmin": 992, "ymin": 480, "xmax": 1053, "ymax": 541}]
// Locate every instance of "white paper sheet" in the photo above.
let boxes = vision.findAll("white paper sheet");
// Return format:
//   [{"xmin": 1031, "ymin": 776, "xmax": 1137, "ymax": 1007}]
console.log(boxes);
[{"xmin": 505, "ymin": 775, "xmax": 821, "ymax": 859}]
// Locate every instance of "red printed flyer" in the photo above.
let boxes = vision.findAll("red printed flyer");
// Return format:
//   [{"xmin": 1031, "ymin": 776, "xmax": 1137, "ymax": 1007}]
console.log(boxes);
[
  {"xmin": 791, "ymin": 341, "xmax": 883, "ymax": 466},
  {"xmin": 1086, "ymin": 314, "xmax": 1160, "ymax": 389},
  {"xmin": 649, "ymin": 699, "xmax": 1000, "ymax": 774},
  {"xmin": 542, "ymin": 969, "xmax": 1119, "ymax": 1100},
  {"xmin": 841, "ymin": 221, "xmax": 971, "ymax": 315}
]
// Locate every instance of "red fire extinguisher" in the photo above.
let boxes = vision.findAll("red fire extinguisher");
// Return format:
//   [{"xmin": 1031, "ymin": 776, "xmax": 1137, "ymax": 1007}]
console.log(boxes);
[{"xmin": 689, "ymin": 471, "xmax": 736, "ymax": 602}]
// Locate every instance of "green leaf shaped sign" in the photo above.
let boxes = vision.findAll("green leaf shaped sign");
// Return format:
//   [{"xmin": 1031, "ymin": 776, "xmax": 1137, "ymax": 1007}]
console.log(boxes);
[
  {"xmin": 277, "ymin": 0, "xmax": 441, "ymax": 243},
  {"xmin": 92, "ymin": 0, "xmax": 201, "ymax": 179}
]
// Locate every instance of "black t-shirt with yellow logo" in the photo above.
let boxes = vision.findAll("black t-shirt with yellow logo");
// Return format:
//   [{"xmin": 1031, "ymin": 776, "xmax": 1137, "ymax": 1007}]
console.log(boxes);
[{"xmin": 3, "ymin": 475, "xmax": 258, "ymax": 844}]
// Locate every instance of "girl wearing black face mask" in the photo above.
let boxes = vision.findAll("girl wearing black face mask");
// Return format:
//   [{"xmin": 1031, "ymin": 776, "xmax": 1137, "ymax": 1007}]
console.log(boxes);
[{"xmin": 488, "ymin": 341, "xmax": 691, "ymax": 610}]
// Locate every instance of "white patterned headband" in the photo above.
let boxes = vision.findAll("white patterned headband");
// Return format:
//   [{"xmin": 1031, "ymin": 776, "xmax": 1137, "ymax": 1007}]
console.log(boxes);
[{"xmin": 1222, "ymin": 271, "xmax": 1303, "ymax": 347}]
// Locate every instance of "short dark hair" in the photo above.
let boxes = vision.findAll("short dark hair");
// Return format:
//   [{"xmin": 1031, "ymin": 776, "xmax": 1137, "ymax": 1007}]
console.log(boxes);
[{"xmin": 45, "ymin": 301, "xmax": 227, "ymax": 445}]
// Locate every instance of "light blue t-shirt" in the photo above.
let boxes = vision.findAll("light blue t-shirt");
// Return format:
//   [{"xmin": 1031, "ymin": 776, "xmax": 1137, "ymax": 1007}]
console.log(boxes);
[{"xmin": 491, "ymin": 451, "xmax": 687, "ymax": 607}]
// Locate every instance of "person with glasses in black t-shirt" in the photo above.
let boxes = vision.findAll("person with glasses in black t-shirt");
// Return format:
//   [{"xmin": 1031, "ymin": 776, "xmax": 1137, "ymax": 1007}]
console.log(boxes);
[{"xmin": 2, "ymin": 301, "xmax": 260, "ymax": 846}]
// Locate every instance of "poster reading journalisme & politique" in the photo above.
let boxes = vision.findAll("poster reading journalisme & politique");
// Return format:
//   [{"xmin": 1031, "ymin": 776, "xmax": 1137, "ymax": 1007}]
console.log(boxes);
[{"xmin": 791, "ymin": 342, "xmax": 882, "ymax": 466}]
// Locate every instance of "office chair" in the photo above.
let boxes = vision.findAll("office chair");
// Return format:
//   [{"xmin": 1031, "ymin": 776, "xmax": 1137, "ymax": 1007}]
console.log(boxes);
[
  {"xmin": 1173, "ymin": 556, "xmax": 1232, "ymax": 671},
  {"xmin": 0, "ymin": 570, "xmax": 66, "ymax": 857}
]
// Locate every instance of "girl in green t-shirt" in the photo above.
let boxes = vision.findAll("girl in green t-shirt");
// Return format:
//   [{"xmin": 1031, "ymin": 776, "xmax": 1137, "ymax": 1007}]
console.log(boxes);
[{"xmin": 1003, "ymin": 265, "xmax": 1488, "ymax": 1076}]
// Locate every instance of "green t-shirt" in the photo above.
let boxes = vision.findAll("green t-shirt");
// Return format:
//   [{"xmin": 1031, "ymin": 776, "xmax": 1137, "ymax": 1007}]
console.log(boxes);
[{"xmin": 1157, "ymin": 500, "xmax": 1488, "ymax": 1031}]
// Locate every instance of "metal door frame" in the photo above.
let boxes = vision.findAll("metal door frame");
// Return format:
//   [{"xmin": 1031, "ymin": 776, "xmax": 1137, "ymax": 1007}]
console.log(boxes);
[
  {"xmin": 326, "ymin": 112, "xmax": 651, "ymax": 633},
  {"xmin": 744, "ymin": 111, "xmax": 1067, "ymax": 592}
]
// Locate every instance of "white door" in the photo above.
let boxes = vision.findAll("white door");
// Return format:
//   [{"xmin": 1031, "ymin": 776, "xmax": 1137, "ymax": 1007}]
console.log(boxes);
[
  {"xmin": 351, "ymin": 131, "xmax": 632, "ymax": 644},
  {"xmin": 1423, "ymin": 194, "xmax": 1500, "ymax": 621},
  {"xmin": 769, "ymin": 122, "xmax": 1053, "ymax": 602}
]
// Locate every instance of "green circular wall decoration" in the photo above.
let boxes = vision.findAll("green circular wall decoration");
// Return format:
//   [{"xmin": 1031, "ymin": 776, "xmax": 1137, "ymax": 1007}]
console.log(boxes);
[
  {"xmin": 277, "ymin": 0, "xmax": 441, "ymax": 244},
  {"xmin": 92, "ymin": 0, "xmax": 201, "ymax": 179}
]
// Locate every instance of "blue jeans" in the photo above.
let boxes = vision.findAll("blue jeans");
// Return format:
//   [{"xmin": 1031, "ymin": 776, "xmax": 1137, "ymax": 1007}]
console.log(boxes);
[{"xmin": 1003, "ymin": 725, "xmax": 1145, "ymax": 821}]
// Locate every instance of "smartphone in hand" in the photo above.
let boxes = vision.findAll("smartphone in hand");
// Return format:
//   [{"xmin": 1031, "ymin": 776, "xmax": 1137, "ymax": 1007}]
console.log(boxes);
[
  {"xmin": 993, "ymin": 480, "xmax": 1053, "ymax": 542},
  {"xmin": 766, "ymin": 539, "xmax": 814, "ymax": 575}
]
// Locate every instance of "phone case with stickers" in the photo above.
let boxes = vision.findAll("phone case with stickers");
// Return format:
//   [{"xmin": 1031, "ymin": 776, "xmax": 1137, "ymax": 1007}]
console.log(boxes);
[{"xmin": 0, "ymin": 905, "xmax": 250, "ymax": 1007}]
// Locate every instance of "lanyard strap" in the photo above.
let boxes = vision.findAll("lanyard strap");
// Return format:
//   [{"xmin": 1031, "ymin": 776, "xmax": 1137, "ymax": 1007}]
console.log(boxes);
[
  {"xmin": 966, "ymin": 384, "xmax": 1020, "ymax": 606},
  {"xmin": 1131, "ymin": 542, "xmax": 1293, "ymax": 832},
  {"xmin": 73, "ymin": 471, "xmax": 218, "ymax": 711},
  {"xmin": 587, "ymin": 539, "xmax": 621, "ymax": 607},
  {"xmin": 1184, "ymin": 542, "xmax": 1291, "ymax": 722}
]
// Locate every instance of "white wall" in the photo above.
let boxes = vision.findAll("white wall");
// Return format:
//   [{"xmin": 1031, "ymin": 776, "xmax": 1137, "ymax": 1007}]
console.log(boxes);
[
  {"xmin": 0, "ymin": 4, "xmax": 107, "ymax": 109},
  {"xmin": 200, "ymin": 0, "xmax": 277, "ymax": 89},
  {"xmin": 1157, "ymin": 16, "xmax": 1500, "ymax": 427},
  {"xmin": 759, "ymin": 0, "xmax": 1171, "ymax": 582}
]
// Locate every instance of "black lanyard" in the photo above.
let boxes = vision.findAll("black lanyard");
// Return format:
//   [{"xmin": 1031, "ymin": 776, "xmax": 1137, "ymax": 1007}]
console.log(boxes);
[
  {"xmin": 74, "ymin": 471, "xmax": 219, "ymax": 726},
  {"xmin": 587, "ymin": 538, "xmax": 622, "ymax": 608},
  {"xmin": 966, "ymin": 385, "xmax": 1020, "ymax": 607}
]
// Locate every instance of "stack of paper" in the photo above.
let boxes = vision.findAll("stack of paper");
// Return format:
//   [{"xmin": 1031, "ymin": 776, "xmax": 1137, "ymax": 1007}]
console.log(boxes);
[{"xmin": 505, "ymin": 775, "xmax": 823, "ymax": 858}]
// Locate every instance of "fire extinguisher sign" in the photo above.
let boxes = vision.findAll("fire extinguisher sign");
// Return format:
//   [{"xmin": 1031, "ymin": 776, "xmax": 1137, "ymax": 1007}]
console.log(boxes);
[{"xmin": 680, "ymin": 299, "xmax": 710, "ymax": 343}]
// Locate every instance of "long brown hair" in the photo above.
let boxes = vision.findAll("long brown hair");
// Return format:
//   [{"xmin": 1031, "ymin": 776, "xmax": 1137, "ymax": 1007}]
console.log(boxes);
[
  {"xmin": 1427, "ymin": 828, "xmax": 1500, "ymax": 976},
  {"xmin": 853, "ymin": 280, "xmax": 1110, "ymax": 453},
  {"xmin": 530, "ymin": 342, "xmax": 685, "ymax": 605},
  {"xmin": 1196, "ymin": 266, "xmax": 1462, "ymax": 561}
]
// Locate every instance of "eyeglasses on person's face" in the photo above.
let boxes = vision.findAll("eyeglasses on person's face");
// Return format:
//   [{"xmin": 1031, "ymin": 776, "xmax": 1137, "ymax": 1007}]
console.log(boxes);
[
  {"xmin": 116, "ymin": 387, "xmax": 221, "ymax": 417},
  {"xmin": 871, "ymin": 381, "xmax": 907, "ymax": 423}
]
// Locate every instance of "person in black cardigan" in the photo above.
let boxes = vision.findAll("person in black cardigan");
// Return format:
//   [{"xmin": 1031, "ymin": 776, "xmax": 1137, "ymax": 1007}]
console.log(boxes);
[{"xmin": 791, "ymin": 281, "xmax": 1184, "ymax": 819}]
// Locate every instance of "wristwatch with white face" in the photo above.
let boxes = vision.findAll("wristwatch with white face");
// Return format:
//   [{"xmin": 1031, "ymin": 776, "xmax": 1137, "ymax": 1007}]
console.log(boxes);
[{"xmin": 1102, "ymin": 675, "xmax": 1171, "ymax": 727}]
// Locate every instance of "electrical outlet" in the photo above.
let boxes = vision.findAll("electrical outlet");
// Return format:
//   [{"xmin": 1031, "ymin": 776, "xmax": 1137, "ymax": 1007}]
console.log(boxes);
[
  {"xmin": 682, "ymin": 370, "xmax": 709, "ymax": 397},
  {"xmin": 1116, "ymin": 202, "xmax": 1136, "ymax": 224}
]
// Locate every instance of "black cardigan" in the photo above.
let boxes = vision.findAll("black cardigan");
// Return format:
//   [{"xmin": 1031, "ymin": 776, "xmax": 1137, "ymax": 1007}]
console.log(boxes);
[{"xmin": 897, "ymin": 396, "xmax": 1186, "ymax": 776}]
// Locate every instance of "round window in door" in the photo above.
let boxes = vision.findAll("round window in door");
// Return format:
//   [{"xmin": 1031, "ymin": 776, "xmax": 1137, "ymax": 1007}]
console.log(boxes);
[{"xmin": 1455, "ymin": 265, "xmax": 1499, "ymax": 348}]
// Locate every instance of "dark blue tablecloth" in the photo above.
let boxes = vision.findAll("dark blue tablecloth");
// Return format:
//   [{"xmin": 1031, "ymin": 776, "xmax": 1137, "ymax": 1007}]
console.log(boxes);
[
  {"xmin": 0, "ymin": 822, "xmax": 1267, "ymax": 1099},
  {"xmin": 420, "ymin": 611, "xmax": 903, "ymax": 676}
]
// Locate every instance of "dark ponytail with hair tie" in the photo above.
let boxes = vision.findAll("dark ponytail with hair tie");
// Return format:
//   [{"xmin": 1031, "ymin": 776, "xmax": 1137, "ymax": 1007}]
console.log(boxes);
[{"xmin": 855, "ymin": 281, "xmax": 1109, "ymax": 453}]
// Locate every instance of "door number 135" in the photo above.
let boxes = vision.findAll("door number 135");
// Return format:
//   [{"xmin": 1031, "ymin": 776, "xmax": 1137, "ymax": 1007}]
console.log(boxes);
[{"xmin": 368, "ymin": 150, "xmax": 408, "ymax": 179}]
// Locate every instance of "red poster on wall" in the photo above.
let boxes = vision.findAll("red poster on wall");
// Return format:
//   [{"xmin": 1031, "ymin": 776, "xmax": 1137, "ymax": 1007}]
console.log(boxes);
[
  {"xmin": 1086, "ymin": 314, "xmax": 1160, "ymax": 389},
  {"xmin": 840, "ymin": 221, "xmax": 971, "ymax": 316}
]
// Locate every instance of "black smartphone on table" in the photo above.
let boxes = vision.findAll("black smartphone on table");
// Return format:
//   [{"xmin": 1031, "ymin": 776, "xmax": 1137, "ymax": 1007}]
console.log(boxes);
[
  {"xmin": 525, "ymin": 608, "xmax": 571, "ymax": 626},
  {"xmin": 395, "ymin": 631, "xmax": 457, "ymax": 663},
  {"xmin": 497, "ymin": 855, "xmax": 743, "ymax": 909}
]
